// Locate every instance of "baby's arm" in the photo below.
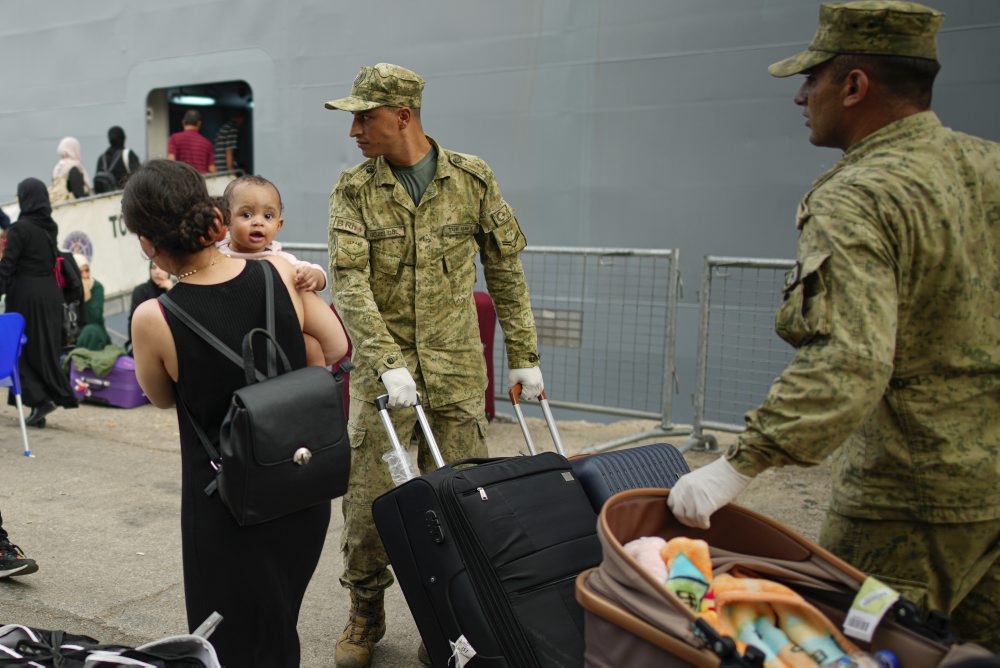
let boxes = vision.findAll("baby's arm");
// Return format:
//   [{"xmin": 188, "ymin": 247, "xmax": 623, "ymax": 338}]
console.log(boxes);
[
  {"xmin": 273, "ymin": 248, "xmax": 327, "ymax": 291},
  {"xmin": 294, "ymin": 260, "xmax": 328, "ymax": 292}
]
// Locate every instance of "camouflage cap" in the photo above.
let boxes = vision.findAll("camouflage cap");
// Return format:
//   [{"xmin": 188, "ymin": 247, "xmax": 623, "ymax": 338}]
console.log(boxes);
[
  {"xmin": 768, "ymin": 1, "xmax": 944, "ymax": 78},
  {"xmin": 324, "ymin": 63, "xmax": 425, "ymax": 111}
]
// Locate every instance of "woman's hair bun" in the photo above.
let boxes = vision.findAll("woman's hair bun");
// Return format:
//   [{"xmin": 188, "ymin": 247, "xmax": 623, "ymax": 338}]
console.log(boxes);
[{"xmin": 178, "ymin": 200, "xmax": 219, "ymax": 253}]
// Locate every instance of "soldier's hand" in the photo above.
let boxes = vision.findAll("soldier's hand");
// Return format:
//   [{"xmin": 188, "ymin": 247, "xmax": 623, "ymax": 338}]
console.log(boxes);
[
  {"xmin": 509, "ymin": 366, "xmax": 544, "ymax": 401},
  {"xmin": 667, "ymin": 457, "xmax": 751, "ymax": 529},
  {"xmin": 381, "ymin": 367, "xmax": 418, "ymax": 408}
]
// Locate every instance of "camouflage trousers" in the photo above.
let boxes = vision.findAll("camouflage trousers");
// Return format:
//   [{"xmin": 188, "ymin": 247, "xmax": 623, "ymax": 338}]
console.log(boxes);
[
  {"xmin": 339, "ymin": 393, "xmax": 488, "ymax": 600},
  {"xmin": 820, "ymin": 510, "xmax": 1000, "ymax": 651}
]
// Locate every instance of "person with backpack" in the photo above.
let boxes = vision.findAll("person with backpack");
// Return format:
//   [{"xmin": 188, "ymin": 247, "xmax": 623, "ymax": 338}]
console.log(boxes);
[
  {"xmin": 93, "ymin": 126, "xmax": 141, "ymax": 194},
  {"xmin": 125, "ymin": 159, "xmax": 348, "ymax": 665},
  {"xmin": 49, "ymin": 137, "xmax": 90, "ymax": 203}
]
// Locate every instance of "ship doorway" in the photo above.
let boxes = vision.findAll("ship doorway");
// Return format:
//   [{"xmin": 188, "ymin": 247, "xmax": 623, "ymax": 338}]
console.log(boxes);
[{"xmin": 146, "ymin": 80, "xmax": 254, "ymax": 174}]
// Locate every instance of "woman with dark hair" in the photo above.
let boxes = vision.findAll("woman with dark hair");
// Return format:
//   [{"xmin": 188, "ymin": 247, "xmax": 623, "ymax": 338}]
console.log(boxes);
[
  {"xmin": 125, "ymin": 261, "xmax": 174, "ymax": 353},
  {"xmin": 94, "ymin": 126, "xmax": 141, "ymax": 193},
  {"xmin": 125, "ymin": 159, "xmax": 347, "ymax": 666},
  {"xmin": 0, "ymin": 178, "xmax": 79, "ymax": 427}
]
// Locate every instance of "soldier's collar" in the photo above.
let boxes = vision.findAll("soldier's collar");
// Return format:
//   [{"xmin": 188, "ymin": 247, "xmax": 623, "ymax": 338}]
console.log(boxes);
[
  {"xmin": 807, "ymin": 111, "xmax": 941, "ymax": 195},
  {"xmin": 375, "ymin": 137, "xmax": 449, "ymax": 185},
  {"xmin": 427, "ymin": 137, "xmax": 453, "ymax": 181},
  {"xmin": 842, "ymin": 111, "xmax": 941, "ymax": 163}
]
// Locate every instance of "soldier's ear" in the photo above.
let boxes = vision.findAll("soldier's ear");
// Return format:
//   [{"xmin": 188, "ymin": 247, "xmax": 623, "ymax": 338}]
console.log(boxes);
[
  {"xmin": 397, "ymin": 107, "xmax": 411, "ymax": 130},
  {"xmin": 843, "ymin": 70, "xmax": 869, "ymax": 108}
]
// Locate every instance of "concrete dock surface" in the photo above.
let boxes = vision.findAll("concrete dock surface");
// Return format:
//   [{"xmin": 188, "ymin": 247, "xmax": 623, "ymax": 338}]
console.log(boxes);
[{"xmin": 0, "ymin": 401, "xmax": 829, "ymax": 666}]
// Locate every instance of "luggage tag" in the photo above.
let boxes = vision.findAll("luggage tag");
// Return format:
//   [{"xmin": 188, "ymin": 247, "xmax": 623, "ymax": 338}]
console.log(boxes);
[
  {"xmin": 449, "ymin": 635, "xmax": 477, "ymax": 667},
  {"xmin": 843, "ymin": 576, "xmax": 900, "ymax": 643}
]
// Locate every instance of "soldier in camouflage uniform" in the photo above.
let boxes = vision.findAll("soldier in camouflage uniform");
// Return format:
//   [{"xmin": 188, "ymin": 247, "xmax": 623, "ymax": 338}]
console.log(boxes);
[
  {"xmin": 324, "ymin": 63, "xmax": 543, "ymax": 667},
  {"xmin": 669, "ymin": 1, "xmax": 1000, "ymax": 650}
]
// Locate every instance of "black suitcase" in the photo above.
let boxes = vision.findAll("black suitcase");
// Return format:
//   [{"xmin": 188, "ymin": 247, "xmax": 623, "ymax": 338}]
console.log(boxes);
[
  {"xmin": 570, "ymin": 444, "xmax": 690, "ymax": 512},
  {"xmin": 371, "ymin": 394, "xmax": 601, "ymax": 668},
  {"xmin": 507, "ymin": 385, "xmax": 691, "ymax": 513}
]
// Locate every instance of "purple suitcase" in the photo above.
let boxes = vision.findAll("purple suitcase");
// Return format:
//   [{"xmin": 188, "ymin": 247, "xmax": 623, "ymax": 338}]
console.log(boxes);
[{"xmin": 70, "ymin": 356, "xmax": 149, "ymax": 408}]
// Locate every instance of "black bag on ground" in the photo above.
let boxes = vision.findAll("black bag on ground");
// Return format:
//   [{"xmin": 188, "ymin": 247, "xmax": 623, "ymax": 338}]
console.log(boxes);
[
  {"xmin": 159, "ymin": 265, "xmax": 351, "ymax": 526},
  {"xmin": 0, "ymin": 619, "xmax": 222, "ymax": 666}
]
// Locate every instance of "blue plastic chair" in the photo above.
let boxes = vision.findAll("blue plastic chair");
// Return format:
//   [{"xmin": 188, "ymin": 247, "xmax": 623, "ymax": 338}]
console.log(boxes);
[{"xmin": 0, "ymin": 312, "xmax": 32, "ymax": 456}]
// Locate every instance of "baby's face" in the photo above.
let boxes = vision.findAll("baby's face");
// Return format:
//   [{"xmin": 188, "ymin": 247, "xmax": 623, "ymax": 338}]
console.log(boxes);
[{"xmin": 228, "ymin": 182, "xmax": 284, "ymax": 253}]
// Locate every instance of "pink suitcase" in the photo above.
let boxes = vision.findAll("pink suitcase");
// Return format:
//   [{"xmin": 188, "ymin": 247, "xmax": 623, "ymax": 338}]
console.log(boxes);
[{"xmin": 70, "ymin": 355, "xmax": 149, "ymax": 408}]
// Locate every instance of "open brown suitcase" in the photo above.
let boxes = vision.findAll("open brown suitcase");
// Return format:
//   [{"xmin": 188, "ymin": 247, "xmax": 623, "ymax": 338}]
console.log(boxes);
[{"xmin": 575, "ymin": 488, "xmax": 992, "ymax": 667}]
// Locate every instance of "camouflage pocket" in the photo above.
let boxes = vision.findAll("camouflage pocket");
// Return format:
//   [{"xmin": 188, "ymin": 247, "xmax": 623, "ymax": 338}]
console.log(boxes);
[
  {"xmin": 369, "ymin": 249, "xmax": 401, "ymax": 305},
  {"xmin": 342, "ymin": 422, "xmax": 368, "ymax": 508},
  {"xmin": 774, "ymin": 252, "xmax": 831, "ymax": 347},
  {"xmin": 443, "ymin": 242, "xmax": 477, "ymax": 304}
]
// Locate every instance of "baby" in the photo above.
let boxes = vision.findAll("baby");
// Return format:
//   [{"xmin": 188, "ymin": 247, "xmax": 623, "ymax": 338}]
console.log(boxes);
[
  {"xmin": 217, "ymin": 175, "xmax": 327, "ymax": 292},
  {"xmin": 217, "ymin": 175, "xmax": 337, "ymax": 366}
]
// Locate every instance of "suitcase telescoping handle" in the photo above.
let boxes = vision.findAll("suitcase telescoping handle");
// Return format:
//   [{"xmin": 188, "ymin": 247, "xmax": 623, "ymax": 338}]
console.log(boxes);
[
  {"xmin": 508, "ymin": 384, "xmax": 567, "ymax": 457},
  {"xmin": 375, "ymin": 394, "xmax": 447, "ymax": 477}
]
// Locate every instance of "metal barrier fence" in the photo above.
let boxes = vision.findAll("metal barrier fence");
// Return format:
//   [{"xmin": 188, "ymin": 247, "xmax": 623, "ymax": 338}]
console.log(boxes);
[
  {"xmin": 284, "ymin": 243, "xmax": 687, "ymax": 447},
  {"xmin": 101, "ymin": 290, "xmax": 134, "ymax": 345},
  {"xmin": 681, "ymin": 256, "xmax": 795, "ymax": 452},
  {"xmin": 104, "ymin": 245, "xmax": 796, "ymax": 454},
  {"xmin": 475, "ymin": 247, "xmax": 688, "ymax": 451}
]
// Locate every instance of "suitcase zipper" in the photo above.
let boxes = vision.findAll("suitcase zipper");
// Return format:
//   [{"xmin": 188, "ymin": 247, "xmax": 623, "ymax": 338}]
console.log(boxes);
[
  {"xmin": 510, "ymin": 572, "xmax": 578, "ymax": 598},
  {"xmin": 437, "ymin": 474, "xmax": 538, "ymax": 667}
]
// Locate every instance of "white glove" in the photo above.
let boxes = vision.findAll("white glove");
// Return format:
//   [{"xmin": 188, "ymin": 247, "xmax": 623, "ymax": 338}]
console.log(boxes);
[
  {"xmin": 509, "ymin": 366, "xmax": 544, "ymax": 401},
  {"xmin": 667, "ymin": 457, "xmax": 751, "ymax": 529},
  {"xmin": 381, "ymin": 367, "xmax": 417, "ymax": 408}
]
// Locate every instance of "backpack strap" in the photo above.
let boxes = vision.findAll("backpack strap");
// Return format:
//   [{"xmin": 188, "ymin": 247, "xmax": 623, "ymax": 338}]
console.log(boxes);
[
  {"xmin": 263, "ymin": 260, "xmax": 278, "ymax": 377},
  {"xmin": 175, "ymin": 396, "xmax": 224, "ymax": 494},
  {"xmin": 157, "ymin": 270, "xmax": 274, "ymax": 496},
  {"xmin": 158, "ymin": 289, "xmax": 264, "ymax": 487}
]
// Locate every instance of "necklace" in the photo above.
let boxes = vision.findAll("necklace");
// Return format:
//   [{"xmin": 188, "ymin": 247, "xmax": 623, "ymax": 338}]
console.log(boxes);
[{"xmin": 175, "ymin": 255, "xmax": 219, "ymax": 280}]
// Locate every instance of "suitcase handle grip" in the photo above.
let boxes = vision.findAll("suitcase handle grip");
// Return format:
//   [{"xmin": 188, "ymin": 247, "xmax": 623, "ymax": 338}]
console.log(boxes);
[
  {"xmin": 375, "ymin": 394, "xmax": 393, "ymax": 412},
  {"xmin": 507, "ymin": 383, "xmax": 547, "ymax": 405},
  {"xmin": 508, "ymin": 385, "xmax": 566, "ymax": 457},
  {"xmin": 374, "ymin": 394, "xmax": 447, "ymax": 471}
]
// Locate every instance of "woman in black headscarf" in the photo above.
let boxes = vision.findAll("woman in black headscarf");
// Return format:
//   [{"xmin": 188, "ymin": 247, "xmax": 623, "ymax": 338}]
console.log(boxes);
[{"xmin": 0, "ymin": 178, "xmax": 79, "ymax": 427}]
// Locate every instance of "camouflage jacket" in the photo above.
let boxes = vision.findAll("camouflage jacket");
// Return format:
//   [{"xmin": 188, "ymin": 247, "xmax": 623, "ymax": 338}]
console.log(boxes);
[
  {"xmin": 328, "ymin": 138, "xmax": 538, "ymax": 406},
  {"xmin": 727, "ymin": 112, "xmax": 1000, "ymax": 523}
]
